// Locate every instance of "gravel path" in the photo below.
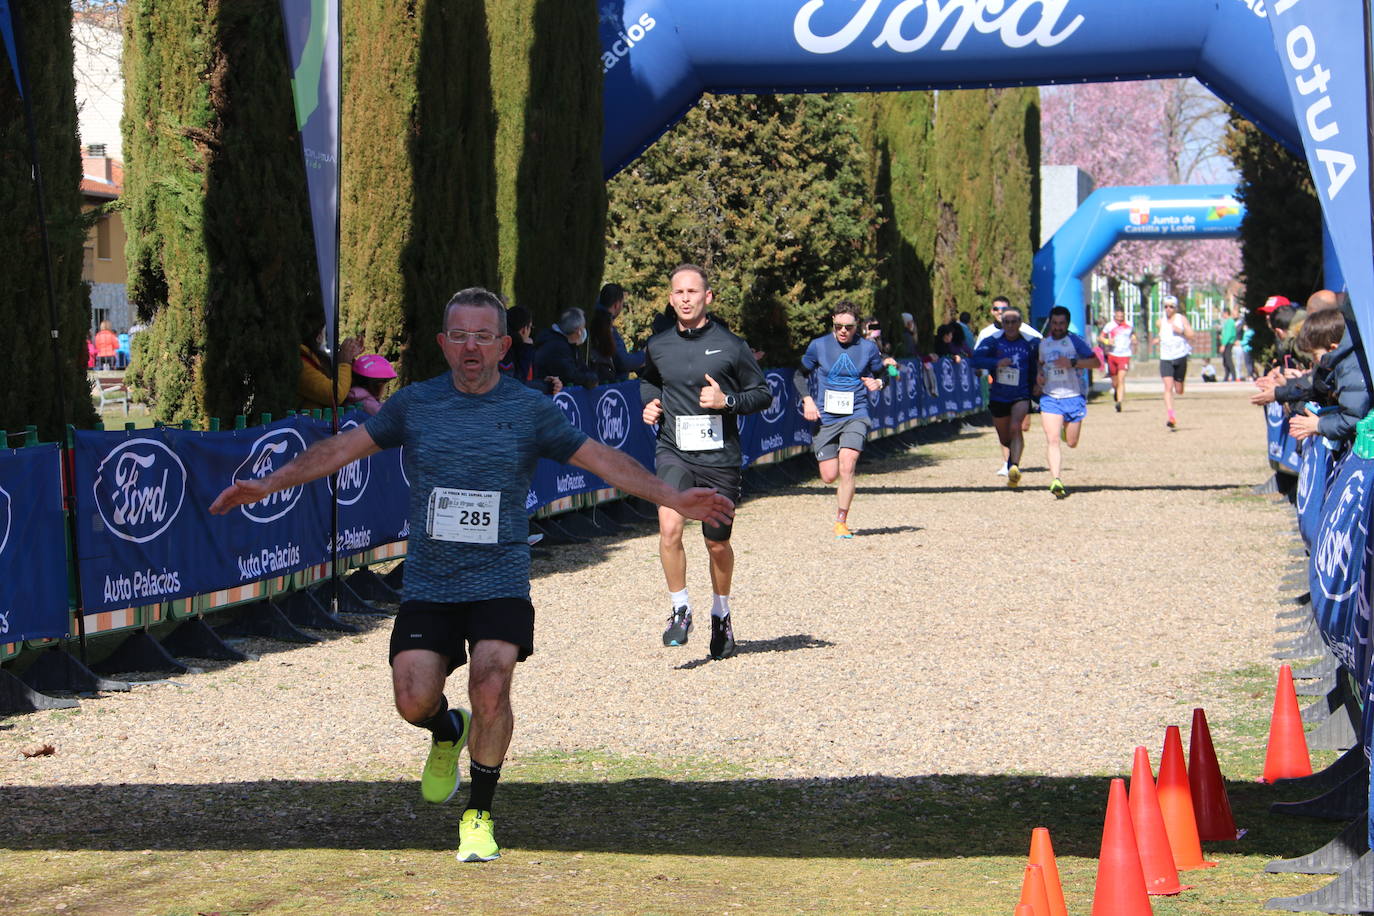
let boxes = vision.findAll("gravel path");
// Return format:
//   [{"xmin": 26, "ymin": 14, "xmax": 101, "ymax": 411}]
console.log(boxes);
[{"xmin": 2, "ymin": 385, "xmax": 1290, "ymax": 786}]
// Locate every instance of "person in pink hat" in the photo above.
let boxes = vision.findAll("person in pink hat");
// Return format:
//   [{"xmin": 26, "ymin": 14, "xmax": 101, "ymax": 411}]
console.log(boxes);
[{"xmin": 346, "ymin": 354, "xmax": 397, "ymax": 415}]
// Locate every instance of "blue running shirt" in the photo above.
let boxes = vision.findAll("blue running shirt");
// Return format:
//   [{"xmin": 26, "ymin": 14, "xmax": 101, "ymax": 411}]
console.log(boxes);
[
  {"xmin": 365, "ymin": 374, "xmax": 587, "ymax": 602},
  {"xmin": 971, "ymin": 333, "xmax": 1037, "ymax": 402},
  {"xmin": 797, "ymin": 334, "xmax": 886, "ymax": 424}
]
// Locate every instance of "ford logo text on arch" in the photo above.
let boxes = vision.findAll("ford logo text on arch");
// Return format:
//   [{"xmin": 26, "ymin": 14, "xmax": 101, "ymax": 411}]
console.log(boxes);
[
  {"xmin": 236, "ymin": 428, "xmax": 309, "ymax": 523},
  {"xmin": 597, "ymin": 389, "xmax": 632, "ymax": 448},
  {"xmin": 93, "ymin": 438, "xmax": 188, "ymax": 544}
]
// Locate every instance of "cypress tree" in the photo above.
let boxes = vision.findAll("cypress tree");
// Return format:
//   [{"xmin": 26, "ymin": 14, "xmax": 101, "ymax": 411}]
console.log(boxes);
[
  {"xmin": 857, "ymin": 91, "xmax": 939, "ymax": 348},
  {"xmin": 488, "ymin": 0, "xmax": 603, "ymax": 328},
  {"xmin": 123, "ymin": 0, "xmax": 317, "ymax": 426},
  {"xmin": 340, "ymin": 1, "xmax": 498, "ymax": 384},
  {"xmin": 604, "ymin": 93, "xmax": 876, "ymax": 364},
  {"xmin": 1222, "ymin": 114, "xmax": 1323, "ymax": 326},
  {"xmin": 0, "ymin": 0, "xmax": 96, "ymax": 438},
  {"xmin": 933, "ymin": 88, "xmax": 1039, "ymax": 323}
]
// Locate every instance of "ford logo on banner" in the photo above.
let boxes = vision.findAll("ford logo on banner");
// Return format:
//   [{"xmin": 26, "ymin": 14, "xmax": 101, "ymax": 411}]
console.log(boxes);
[
  {"xmin": 940, "ymin": 359, "xmax": 954, "ymax": 390},
  {"xmin": 762, "ymin": 372, "xmax": 788, "ymax": 424},
  {"xmin": 329, "ymin": 419, "xmax": 371, "ymax": 506},
  {"xmin": 0, "ymin": 484, "xmax": 9, "ymax": 556},
  {"xmin": 554, "ymin": 391, "xmax": 581, "ymax": 430},
  {"xmin": 1315, "ymin": 467, "xmax": 1368, "ymax": 605},
  {"xmin": 596, "ymin": 388, "xmax": 632, "ymax": 448},
  {"xmin": 236, "ymin": 428, "xmax": 308, "ymax": 523},
  {"xmin": 93, "ymin": 438, "xmax": 188, "ymax": 544}
]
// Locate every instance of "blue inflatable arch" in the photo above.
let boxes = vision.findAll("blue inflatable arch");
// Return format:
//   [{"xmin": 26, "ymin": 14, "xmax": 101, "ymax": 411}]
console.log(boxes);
[
  {"xmin": 1030, "ymin": 185, "xmax": 1244, "ymax": 330},
  {"xmin": 599, "ymin": 0, "xmax": 1298, "ymax": 178}
]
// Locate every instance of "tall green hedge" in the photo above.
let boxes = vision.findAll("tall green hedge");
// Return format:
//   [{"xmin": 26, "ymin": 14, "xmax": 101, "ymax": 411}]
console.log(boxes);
[
  {"xmin": 0, "ymin": 0, "xmax": 96, "ymax": 438},
  {"xmin": 1222, "ymin": 114, "xmax": 1323, "ymax": 325},
  {"xmin": 857, "ymin": 91, "xmax": 939, "ymax": 348},
  {"xmin": 488, "ymin": 0, "xmax": 604, "ymax": 328},
  {"xmin": 933, "ymin": 88, "xmax": 1040, "ymax": 323},
  {"xmin": 604, "ymin": 93, "xmax": 877, "ymax": 364},
  {"xmin": 123, "ymin": 0, "xmax": 317, "ymax": 426},
  {"xmin": 340, "ymin": 1, "xmax": 498, "ymax": 383}
]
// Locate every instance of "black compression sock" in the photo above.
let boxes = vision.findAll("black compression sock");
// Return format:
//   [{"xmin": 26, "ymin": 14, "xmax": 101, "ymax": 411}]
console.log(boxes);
[
  {"xmin": 467, "ymin": 761, "xmax": 501, "ymax": 812},
  {"xmin": 416, "ymin": 696, "xmax": 460, "ymax": 744}
]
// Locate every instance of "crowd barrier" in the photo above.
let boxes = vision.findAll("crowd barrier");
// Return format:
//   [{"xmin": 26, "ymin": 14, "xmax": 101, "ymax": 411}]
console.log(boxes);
[
  {"xmin": 1263, "ymin": 408, "xmax": 1374, "ymax": 910},
  {"xmin": 0, "ymin": 357, "xmax": 984, "ymax": 688}
]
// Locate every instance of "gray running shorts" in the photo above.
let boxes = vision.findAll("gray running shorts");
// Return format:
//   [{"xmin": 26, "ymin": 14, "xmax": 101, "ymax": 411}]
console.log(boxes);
[{"xmin": 812, "ymin": 416, "xmax": 871, "ymax": 462}]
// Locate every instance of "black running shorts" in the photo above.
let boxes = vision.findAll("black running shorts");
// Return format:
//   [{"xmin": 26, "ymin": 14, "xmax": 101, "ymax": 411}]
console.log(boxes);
[
  {"xmin": 989, "ymin": 398, "xmax": 1030, "ymax": 419},
  {"xmin": 1159, "ymin": 357, "xmax": 1188, "ymax": 382},
  {"xmin": 655, "ymin": 449, "xmax": 742, "ymax": 542},
  {"xmin": 389, "ymin": 598, "xmax": 535, "ymax": 672}
]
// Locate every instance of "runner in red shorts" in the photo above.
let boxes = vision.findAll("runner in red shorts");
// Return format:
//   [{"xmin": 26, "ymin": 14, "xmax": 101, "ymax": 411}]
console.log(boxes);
[{"xmin": 1098, "ymin": 306, "xmax": 1136, "ymax": 413}]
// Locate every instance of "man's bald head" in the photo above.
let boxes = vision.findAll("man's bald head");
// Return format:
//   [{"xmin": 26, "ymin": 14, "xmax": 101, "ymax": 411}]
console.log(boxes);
[{"xmin": 1307, "ymin": 289, "xmax": 1340, "ymax": 313}]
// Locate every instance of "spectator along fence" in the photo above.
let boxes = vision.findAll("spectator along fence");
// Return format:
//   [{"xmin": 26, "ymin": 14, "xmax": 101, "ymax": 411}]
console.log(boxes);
[{"xmin": 0, "ymin": 357, "xmax": 985, "ymax": 711}]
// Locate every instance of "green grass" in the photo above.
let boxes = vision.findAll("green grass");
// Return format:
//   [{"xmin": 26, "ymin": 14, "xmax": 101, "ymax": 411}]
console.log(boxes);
[{"xmin": 0, "ymin": 720, "xmax": 1352, "ymax": 915}]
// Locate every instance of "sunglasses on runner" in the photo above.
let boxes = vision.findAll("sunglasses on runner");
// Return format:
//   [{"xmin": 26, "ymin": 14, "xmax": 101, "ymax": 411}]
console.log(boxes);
[
  {"xmin": 444, "ymin": 329, "xmax": 501, "ymax": 345},
  {"xmin": 833, "ymin": 322, "xmax": 857, "ymax": 331}
]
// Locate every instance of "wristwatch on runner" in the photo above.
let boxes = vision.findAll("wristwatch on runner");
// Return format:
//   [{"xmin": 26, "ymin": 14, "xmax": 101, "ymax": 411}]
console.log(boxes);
[{"xmin": 725, "ymin": 394, "xmax": 737, "ymax": 412}]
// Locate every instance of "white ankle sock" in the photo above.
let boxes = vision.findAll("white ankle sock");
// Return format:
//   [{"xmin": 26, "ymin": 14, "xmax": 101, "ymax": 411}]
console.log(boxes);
[
  {"xmin": 711, "ymin": 594, "xmax": 731, "ymax": 619},
  {"xmin": 669, "ymin": 588, "xmax": 689, "ymax": 610}
]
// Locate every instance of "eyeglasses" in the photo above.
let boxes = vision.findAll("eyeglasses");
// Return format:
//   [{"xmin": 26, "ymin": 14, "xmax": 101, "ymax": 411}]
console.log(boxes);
[
  {"xmin": 833, "ymin": 322, "xmax": 856, "ymax": 331},
  {"xmin": 991, "ymin": 306, "xmax": 1007, "ymax": 313},
  {"xmin": 444, "ymin": 329, "xmax": 500, "ymax": 346}
]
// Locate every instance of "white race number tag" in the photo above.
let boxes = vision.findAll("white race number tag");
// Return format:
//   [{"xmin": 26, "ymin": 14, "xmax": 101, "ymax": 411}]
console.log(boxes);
[
  {"xmin": 1047, "ymin": 366, "xmax": 1070, "ymax": 381},
  {"xmin": 676, "ymin": 414, "xmax": 724, "ymax": 451},
  {"xmin": 995, "ymin": 366, "xmax": 1020, "ymax": 387},
  {"xmin": 823, "ymin": 389, "xmax": 855, "ymax": 415},
  {"xmin": 427, "ymin": 488, "xmax": 500, "ymax": 543}
]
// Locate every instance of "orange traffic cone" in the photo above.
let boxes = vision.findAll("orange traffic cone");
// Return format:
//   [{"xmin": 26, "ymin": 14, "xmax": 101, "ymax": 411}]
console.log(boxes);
[
  {"xmin": 1091, "ymin": 777, "xmax": 1153, "ymax": 916},
  {"xmin": 1188, "ymin": 708, "xmax": 1239, "ymax": 840},
  {"xmin": 1157, "ymin": 725, "xmax": 1216, "ymax": 869},
  {"xmin": 1128, "ymin": 746, "xmax": 1187, "ymax": 895},
  {"xmin": 1029, "ymin": 827, "xmax": 1068, "ymax": 916},
  {"xmin": 1015, "ymin": 906, "xmax": 1035, "ymax": 916},
  {"xmin": 1261, "ymin": 664, "xmax": 1313, "ymax": 783},
  {"xmin": 1018, "ymin": 863, "xmax": 1052, "ymax": 916}
]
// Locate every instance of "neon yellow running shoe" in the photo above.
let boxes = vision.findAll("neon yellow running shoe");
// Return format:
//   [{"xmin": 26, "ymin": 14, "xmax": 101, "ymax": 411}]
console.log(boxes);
[
  {"xmin": 1050, "ymin": 478, "xmax": 1067, "ymax": 499},
  {"xmin": 457, "ymin": 809, "xmax": 501, "ymax": 862},
  {"xmin": 1007, "ymin": 464, "xmax": 1021, "ymax": 488},
  {"xmin": 420, "ymin": 707, "xmax": 470, "ymax": 804}
]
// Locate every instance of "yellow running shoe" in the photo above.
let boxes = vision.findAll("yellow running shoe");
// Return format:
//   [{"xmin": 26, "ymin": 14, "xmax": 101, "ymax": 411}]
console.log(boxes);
[
  {"xmin": 1007, "ymin": 464, "xmax": 1021, "ymax": 488},
  {"xmin": 833, "ymin": 521, "xmax": 854, "ymax": 539},
  {"xmin": 420, "ymin": 707, "xmax": 470, "ymax": 804},
  {"xmin": 457, "ymin": 809, "xmax": 501, "ymax": 862},
  {"xmin": 1050, "ymin": 478, "xmax": 1067, "ymax": 499}
]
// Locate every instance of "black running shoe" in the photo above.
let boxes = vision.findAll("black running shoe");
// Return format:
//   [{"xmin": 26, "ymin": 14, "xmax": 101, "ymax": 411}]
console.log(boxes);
[
  {"xmin": 709, "ymin": 614, "xmax": 736, "ymax": 660},
  {"xmin": 662, "ymin": 606, "xmax": 692, "ymax": 646}
]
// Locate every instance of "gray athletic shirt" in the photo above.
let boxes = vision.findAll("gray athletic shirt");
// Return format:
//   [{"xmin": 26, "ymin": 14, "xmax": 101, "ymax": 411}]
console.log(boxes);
[{"xmin": 365, "ymin": 374, "xmax": 587, "ymax": 603}]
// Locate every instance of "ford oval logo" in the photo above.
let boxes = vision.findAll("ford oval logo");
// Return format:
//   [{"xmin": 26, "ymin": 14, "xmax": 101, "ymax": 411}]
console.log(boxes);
[
  {"xmin": 0, "ymin": 484, "xmax": 10, "ymax": 557},
  {"xmin": 1315, "ymin": 469, "xmax": 1368, "ymax": 603},
  {"xmin": 762, "ymin": 373, "xmax": 787, "ymax": 424},
  {"xmin": 554, "ymin": 391, "xmax": 582, "ymax": 430},
  {"xmin": 93, "ymin": 438, "xmax": 187, "ymax": 544},
  {"xmin": 940, "ymin": 359, "xmax": 955, "ymax": 390},
  {"xmin": 596, "ymin": 389, "xmax": 631, "ymax": 448},
  {"xmin": 329, "ymin": 420, "xmax": 371, "ymax": 506},
  {"xmin": 236, "ymin": 428, "xmax": 308, "ymax": 523}
]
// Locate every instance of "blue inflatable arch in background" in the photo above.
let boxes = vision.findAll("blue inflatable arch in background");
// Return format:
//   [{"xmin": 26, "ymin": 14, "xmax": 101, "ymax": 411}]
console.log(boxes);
[
  {"xmin": 599, "ymin": 0, "xmax": 1298, "ymax": 178},
  {"xmin": 1030, "ymin": 185, "xmax": 1244, "ymax": 330}
]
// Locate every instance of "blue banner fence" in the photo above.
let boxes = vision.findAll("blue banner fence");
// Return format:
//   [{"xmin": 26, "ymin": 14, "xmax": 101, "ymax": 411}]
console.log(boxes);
[
  {"xmin": 1274, "ymin": 412, "xmax": 1374, "ymax": 855},
  {"xmin": 1, "ymin": 358, "xmax": 981, "ymax": 667}
]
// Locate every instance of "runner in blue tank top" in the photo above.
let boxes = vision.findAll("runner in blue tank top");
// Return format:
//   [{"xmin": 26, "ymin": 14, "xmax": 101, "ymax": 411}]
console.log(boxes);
[
  {"xmin": 795, "ymin": 302, "xmax": 894, "ymax": 537},
  {"xmin": 971, "ymin": 305, "xmax": 1037, "ymax": 488}
]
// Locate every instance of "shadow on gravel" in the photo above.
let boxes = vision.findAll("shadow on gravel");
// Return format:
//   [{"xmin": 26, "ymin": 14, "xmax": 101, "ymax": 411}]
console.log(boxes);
[
  {"xmin": 853, "ymin": 525, "xmax": 922, "ymax": 537},
  {"xmin": 0, "ymin": 773, "xmax": 1340, "ymax": 862},
  {"xmin": 672, "ymin": 634, "xmax": 835, "ymax": 670}
]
